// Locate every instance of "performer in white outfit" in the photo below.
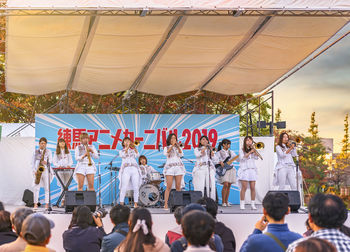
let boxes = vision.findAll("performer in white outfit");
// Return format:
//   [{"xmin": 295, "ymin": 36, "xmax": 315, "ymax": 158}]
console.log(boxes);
[
  {"xmin": 274, "ymin": 132, "xmax": 298, "ymax": 190},
  {"xmin": 238, "ymin": 136, "xmax": 259, "ymax": 210},
  {"xmin": 215, "ymin": 139, "xmax": 238, "ymax": 207},
  {"xmin": 74, "ymin": 132, "xmax": 98, "ymax": 191},
  {"xmin": 31, "ymin": 137, "xmax": 52, "ymax": 209},
  {"xmin": 119, "ymin": 137, "xmax": 142, "ymax": 207},
  {"xmin": 53, "ymin": 138, "xmax": 73, "ymax": 205},
  {"xmin": 193, "ymin": 136, "xmax": 217, "ymax": 200},
  {"xmin": 163, "ymin": 133, "xmax": 186, "ymax": 209},
  {"xmin": 139, "ymin": 155, "xmax": 157, "ymax": 184}
]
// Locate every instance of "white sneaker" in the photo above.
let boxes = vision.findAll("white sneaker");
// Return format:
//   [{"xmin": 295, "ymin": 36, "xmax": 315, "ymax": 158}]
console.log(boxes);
[
  {"xmin": 222, "ymin": 203, "xmax": 227, "ymax": 207},
  {"xmin": 240, "ymin": 201, "xmax": 245, "ymax": 210},
  {"xmin": 226, "ymin": 202, "xmax": 231, "ymax": 207},
  {"xmin": 251, "ymin": 201, "xmax": 257, "ymax": 210}
]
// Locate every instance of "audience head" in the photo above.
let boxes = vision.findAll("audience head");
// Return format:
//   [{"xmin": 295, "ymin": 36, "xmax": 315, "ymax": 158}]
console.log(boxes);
[
  {"xmin": 197, "ymin": 197, "xmax": 218, "ymax": 219},
  {"xmin": 182, "ymin": 203, "xmax": 206, "ymax": 216},
  {"xmin": 110, "ymin": 204, "xmax": 130, "ymax": 226},
  {"xmin": 11, "ymin": 207, "xmax": 34, "ymax": 235},
  {"xmin": 295, "ymin": 237, "xmax": 337, "ymax": 252},
  {"xmin": 262, "ymin": 192, "xmax": 290, "ymax": 222},
  {"xmin": 173, "ymin": 206, "xmax": 184, "ymax": 225},
  {"xmin": 0, "ymin": 210, "xmax": 12, "ymax": 232},
  {"xmin": 308, "ymin": 193, "xmax": 347, "ymax": 229},
  {"xmin": 182, "ymin": 210, "xmax": 215, "ymax": 247},
  {"xmin": 69, "ymin": 206, "xmax": 93, "ymax": 229},
  {"xmin": 21, "ymin": 213, "xmax": 54, "ymax": 246}
]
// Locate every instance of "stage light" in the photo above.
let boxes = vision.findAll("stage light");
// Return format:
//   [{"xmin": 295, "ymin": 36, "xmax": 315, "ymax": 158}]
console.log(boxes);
[
  {"xmin": 233, "ymin": 8, "xmax": 244, "ymax": 17},
  {"xmin": 257, "ymin": 121, "xmax": 267, "ymax": 128},
  {"xmin": 140, "ymin": 9, "xmax": 148, "ymax": 17},
  {"xmin": 275, "ymin": 121, "xmax": 286, "ymax": 129}
]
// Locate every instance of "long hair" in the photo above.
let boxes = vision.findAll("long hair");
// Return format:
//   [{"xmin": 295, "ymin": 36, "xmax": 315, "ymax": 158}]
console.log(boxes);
[
  {"xmin": 198, "ymin": 135, "xmax": 210, "ymax": 148},
  {"xmin": 278, "ymin": 132, "xmax": 289, "ymax": 149},
  {"xmin": 56, "ymin": 138, "xmax": 69, "ymax": 155},
  {"xmin": 217, "ymin": 139, "xmax": 231, "ymax": 151},
  {"xmin": 166, "ymin": 133, "xmax": 177, "ymax": 147},
  {"xmin": 139, "ymin": 155, "xmax": 147, "ymax": 165},
  {"xmin": 68, "ymin": 206, "xmax": 93, "ymax": 229},
  {"xmin": 118, "ymin": 208, "xmax": 156, "ymax": 252},
  {"xmin": 242, "ymin": 136, "xmax": 253, "ymax": 153}
]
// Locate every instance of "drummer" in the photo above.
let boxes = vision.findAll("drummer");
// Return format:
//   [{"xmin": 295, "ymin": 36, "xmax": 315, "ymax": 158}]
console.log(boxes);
[{"xmin": 139, "ymin": 155, "xmax": 158, "ymax": 184}]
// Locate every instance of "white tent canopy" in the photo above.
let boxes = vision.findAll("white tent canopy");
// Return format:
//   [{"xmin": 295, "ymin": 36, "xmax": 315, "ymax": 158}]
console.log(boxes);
[{"xmin": 5, "ymin": 0, "xmax": 350, "ymax": 96}]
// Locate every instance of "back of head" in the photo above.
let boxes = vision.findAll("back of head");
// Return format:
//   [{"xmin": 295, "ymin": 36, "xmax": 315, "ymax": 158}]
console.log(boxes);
[
  {"xmin": 197, "ymin": 197, "xmax": 218, "ymax": 219},
  {"xmin": 295, "ymin": 237, "xmax": 337, "ymax": 252},
  {"xmin": 70, "ymin": 206, "xmax": 93, "ymax": 229},
  {"xmin": 22, "ymin": 213, "xmax": 53, "ymax": 246},
  {"xmin": 182, "ymin": 203, "xmax": 206, "ymax": 216},
  {"xmin": 182, "ymin": 210, "xmax": 215, "ymax": 247},
  {"xmin": 0, "ymin": 210, "xmax": 12, "ymax": 232},
  {"xmin": 262, "ymin": 192, "xmax": 289, "ymax": 221},
  {"xmin": 11, "ymin": 207, "xmax": 34, "ymax": 235},
  {"xmin": 173, "ymin": 206, "xmax": 184, "ymax": 225},
  {"xmin": 110, "ymin": 204, "xmax": 130, "ymax": 225},
  {"xmin": 309, "ymin": 193, "xmax": 347, "ymax": 229}
]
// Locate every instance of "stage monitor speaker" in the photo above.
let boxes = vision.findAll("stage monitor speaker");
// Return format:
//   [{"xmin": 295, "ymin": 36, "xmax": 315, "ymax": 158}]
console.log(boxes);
[
  {"xmin": 169, "ymin": 191, "xmax": 203, "ymax": 212},
  {"xmin": 65, "ymin": 191, "xmax": 97, "ymax": 213},
  {"xmin": 22, "ymin": 189, "xmax": 34, "ymax": 207},
  {"xmin": 267, "ymin": 190, "xmax": 301, "ymax": 213}
]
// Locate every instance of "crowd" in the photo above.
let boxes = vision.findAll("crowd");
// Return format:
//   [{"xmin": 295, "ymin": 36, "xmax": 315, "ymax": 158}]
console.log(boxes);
[{"xmin": 0, "ymin": 193, "xmax": 350, "ymax": 252}]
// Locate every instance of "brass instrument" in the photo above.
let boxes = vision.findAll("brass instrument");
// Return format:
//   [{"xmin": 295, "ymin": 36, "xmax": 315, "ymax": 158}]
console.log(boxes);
[
  {"xmin": 177, "ymin": 142, "xmax": 184, "ymax": 148},
  {"xmin": 85, "ymin": 144, "xmax": 92, "ymax": 166},
  {"xmin": 252, "ymin": 141, "xmax": 264, "ymax": 160},
  {"xmin": 130, "ymin": 140, "xmax": 140, "ymax": 149},
  {"xmin": 35, "ymin": 149, "xmax": 46, "ymax": 185}
]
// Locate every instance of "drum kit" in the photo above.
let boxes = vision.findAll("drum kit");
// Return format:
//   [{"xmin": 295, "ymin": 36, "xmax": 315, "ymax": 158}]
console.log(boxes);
[{"xmin": 139, "ymin": 172, "xmax": 165, "ymax": 207}]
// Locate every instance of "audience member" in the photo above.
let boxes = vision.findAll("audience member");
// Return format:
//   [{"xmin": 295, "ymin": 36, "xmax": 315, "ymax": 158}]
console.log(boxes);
[
  {"xmin": 295, "ymin": 237, "xmax": 337, "ymax": 252},
  {"xmin": 165, "ymin": 206, "xmax": 184, "ymax": 246},
  {"xmin": 287, "ymin": 193, "xmax": 350, "ymax": 252},
  {"xmin": 197, "ymin": 197, "xmax": 236, "ymax": 252},
  {"xmin": 101, "ymin": 204, "xmax": 130, "ymax": 252},
  {"xmin": 303, "ymin": 219, "xmax": 313, "ymax": 237},
  {"xmin": 0, "ymin": 203, "xmax": 3, "ymax": 211},
  {"xmin": 115, "ymin": 207, "xmax": 170, "ymax": 252},
  {"xmin": 21, "ymin": 213, "xmax": 55, "ymax": 252},
  {"xmin": 0, "ymin": 211, "xmax": 17, "ymax": 246},
  {"xmin": 240, "ymin": 192, "xmax": 302, "ymax": 252},
  {"xmin": 63, "ymin": 206, "xmax": 106, "ymax": 252},
  {"xmin": 182, "ymin": 210, "xmax": 215, "ymax": 252},
  {"xmin": 171, "ymin": 203, "xmax": 223, "ymax": 252}
]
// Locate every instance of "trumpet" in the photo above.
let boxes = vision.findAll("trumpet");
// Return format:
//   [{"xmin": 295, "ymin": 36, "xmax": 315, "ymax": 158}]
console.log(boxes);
[
  {"xmin": 252, "ymin": 141, "xmax": 264, "ymax": 160},
  {"xmin": 35, "ymin": 149, "xmax": 46, "ymax": 185},
  {"xmin": 85, "ymin": 144, "xmax": 92, "ymax": 166},
  {"xmin": 176, "ymin": 142, "xmax": 184, "ymax": 148},
  {"xmin": 130, "ymin": 140, "xmax": 140, "ymax": 149}
]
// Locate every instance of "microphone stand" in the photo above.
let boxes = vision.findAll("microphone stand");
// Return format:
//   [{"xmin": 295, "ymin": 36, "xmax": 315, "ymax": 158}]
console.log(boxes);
[
  {"xmin": 98, "ymin": 150, "xmax": 102, "ymax": 208},
  {"xmin": 46, "ymin": 153, "xmax": 63, "ymax": 214}
]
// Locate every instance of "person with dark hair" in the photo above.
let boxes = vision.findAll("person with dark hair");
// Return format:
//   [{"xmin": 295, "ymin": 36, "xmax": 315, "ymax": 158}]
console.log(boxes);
[
  {"xmin": 303, "ymin": 219, "xmax": 313, "ymax": 237},
  {"xmin": 118, "ymin": 137, "xmax": 142, "ymax": 207},
  {"xmin": 101, "ymin": 205, "xmax": 130, "ymax": 252},
  {"xmin": 171, "ymin": 203, "xmax": 224, "ymax": 252},
  {"xmin": 163, "ymin": 133, "xmax": 186, "ymax": 209},
  {"xmin": 0, "ymin": 208, "xmax": 39, "ymax": 252},
  {"xmin": 193, "ymin": 135, "xmax": 217, "ymax": 200},
  {"xmin": 273, "ymin": 132, "xmax": 298, "ymax": 190},
  {"xmin": 139, "ymin": 155, "xmax": 158, "ymax": 184},
  {"xmin": 116, "ymin": 207, "xmax": 169, "ymax": 252},
  {"xmin": 63, "ymin": 206, "xmax": 106, "ymax": 252},
  {"xmin": 295, "ymin": 237, "xmax": 337, "ymax": 252},
  {"xmin": 0, "ymin": 211, "xmax": 17, "ymax": 246},
  {"xmin": 237, "ymin": 136, "xmax": 259, "ymax": 210},
  {"xmin": 240, "ymin": 192, "xmax": 302, "ymax": 252},
  {"xmin": 197, "ymin": 198, "xmax": 236, "ymax": 252},
  {"xmin": 31, "ymin": 137, "xmax": 53, "ymax": 209},
  {"xmin": 165, "ymin": 206, "xmax": 184, "ymax": 246},
  {"xmin": 215, "ymin": 139, "xmax": 238, "ymax": 207},
  {"xmin": 0, "ymin": 203, "xmax": 4, "ymax": 211},
  {"xmin": 21, "ymin": 213, "xmax": 55, "ymax": 252},
  {"xmin": 287, "ymin": 193, "xmax": 350, "ymax": 252},
  {"xmin": 182, "ymin": 210, "xmax": 215, "ymax": 252}
]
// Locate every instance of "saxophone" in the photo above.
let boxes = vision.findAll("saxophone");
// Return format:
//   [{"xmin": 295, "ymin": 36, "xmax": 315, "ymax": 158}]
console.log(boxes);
[
  {"xmin": 86, "ymin": 144, "xmax": 92, "ymax": 166},
  {"xmin": 35, "ymin": 149, "xmax": 46, "ymax": 185}
]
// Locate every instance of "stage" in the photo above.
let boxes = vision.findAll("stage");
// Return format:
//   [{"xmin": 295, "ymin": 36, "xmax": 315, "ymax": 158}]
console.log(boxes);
[{"xmin": 6, "ymin": 204, "xmax": 345, "ymax": 252}]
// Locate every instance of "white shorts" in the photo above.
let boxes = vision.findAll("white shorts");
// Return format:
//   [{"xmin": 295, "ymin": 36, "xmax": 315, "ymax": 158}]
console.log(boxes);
[
  {"xmin": 164, "ymin": 166, "xmax": 185, "ymax": 176},
  {"xmin": 75, "ymin": 163, "xmax": 96, "ymax": 176}
]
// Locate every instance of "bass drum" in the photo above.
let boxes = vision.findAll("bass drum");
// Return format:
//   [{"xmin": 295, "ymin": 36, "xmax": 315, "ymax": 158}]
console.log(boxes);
[{"xmin": 139, "ymin": 184, "xmax": 160, "ymax": 207}]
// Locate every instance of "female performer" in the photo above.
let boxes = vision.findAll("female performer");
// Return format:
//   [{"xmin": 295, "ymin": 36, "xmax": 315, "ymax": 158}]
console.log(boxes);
[
  {"xmin": 119, "ymin": 137, "xmax": 142, "ymax": 207},
  {"xmin": 215, "ymin": 139, "xmax": 238, "ymax": 207},
  {"xmin": 237, "ymin": 136, "xmax": 259, "ymax": 210},
  {"xmin": 139, "ymin": 155, "xmax": 157, "ymax": 184},
  {"xmin": 163, "ymin": 133, "xmax": 186, "ymax": 210},
  {"xmin": 53, "ymin": 138, "xmax": 73, "ymax": 206},
  {"xmin": 193, "ymin": 136, "xmax": 216, "ymax": 200},
  {"xmin": 274, "ymin": 132, "xmax": 298, "ymax": 190},
  {"xmin": 74, "ymin": 133, "xmax": 98, "ymax": 191}
]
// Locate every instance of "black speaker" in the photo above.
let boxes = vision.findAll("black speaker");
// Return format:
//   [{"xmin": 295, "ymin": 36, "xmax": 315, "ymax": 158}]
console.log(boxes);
[
  {"xmin": 22, "ymin": 189, "xmax": 34, "ymax": 207},
  {"xmin": 169, "ymin": 191, "xmax": 203, "ymax": 212},
  {"xmin": 267, "ymin": 190, "xmax": 301, "ymax": 212},
  {"xmin": 65, "ymin": 191, "xmax": 97, "ymax": 213}
]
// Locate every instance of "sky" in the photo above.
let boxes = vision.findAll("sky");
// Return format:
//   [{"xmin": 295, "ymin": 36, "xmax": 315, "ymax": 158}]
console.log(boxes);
[{"xmin": 274, "ymin": 25, "xmax": 350, "ymax": 153}]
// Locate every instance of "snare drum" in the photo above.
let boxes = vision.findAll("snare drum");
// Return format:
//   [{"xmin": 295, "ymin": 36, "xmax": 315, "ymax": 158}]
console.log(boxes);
[{"xmin": 148, "ymin": 172, "xmax": 162, "ymax": 184}]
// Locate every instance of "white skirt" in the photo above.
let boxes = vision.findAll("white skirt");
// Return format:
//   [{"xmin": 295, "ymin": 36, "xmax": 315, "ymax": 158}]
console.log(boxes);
[
  {"xmin": 237, "ymin": 168, "xmax": 257, "ymax": 182},
  {"xmin": 218, "ymin": 168, "xmax": 236, "ymax": 184}
]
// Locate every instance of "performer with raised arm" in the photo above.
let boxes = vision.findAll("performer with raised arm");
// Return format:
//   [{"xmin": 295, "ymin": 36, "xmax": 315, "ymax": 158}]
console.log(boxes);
[
  {"xmin": 139, "ymin": 155, "xmax": 157, "ymax": 184},
  {"xmin": 193, "ymin": 135, "xmax": 217, "ymax": 200},
  {"xmin": 74, "ymin": 133, "xmax": 98, "ymax": 191},
  {"xmin": 274, "ymin": 132, "xmax": 298, "ymax": 190},
  {"xmin": 119, "ymin": 137, "xmax": 142, "ymax": 208},
  {"xmin": 31, "ymin": 137, "xmax": 52, "ymax": 209},
  {"xmin": 53, "ymin": 138, "xmax": 73, "ymax": 206},
  {"xmin": 163, "ymin": 133, "xmax": 186, "ymax": 210},
  {"xmin": 215, "ymin": 138, "xmax": 238, "ymax": 207},
  {"xmin": 237, "ymin": 136, "xmax": 259, "ymax": 210}
]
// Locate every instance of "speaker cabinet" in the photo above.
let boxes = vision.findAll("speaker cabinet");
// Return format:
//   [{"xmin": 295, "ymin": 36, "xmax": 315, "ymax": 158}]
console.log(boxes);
[
  {"xmin": 65, "ymin": 191, "xmax": 97, "ymax": 213},
  {"xmin": 267, "ymin": 190, "xmax": 301, "ymax": 212},
  {"xmin": 168, "ymin": 191, "xmax": 203, "ymax": 212}
]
